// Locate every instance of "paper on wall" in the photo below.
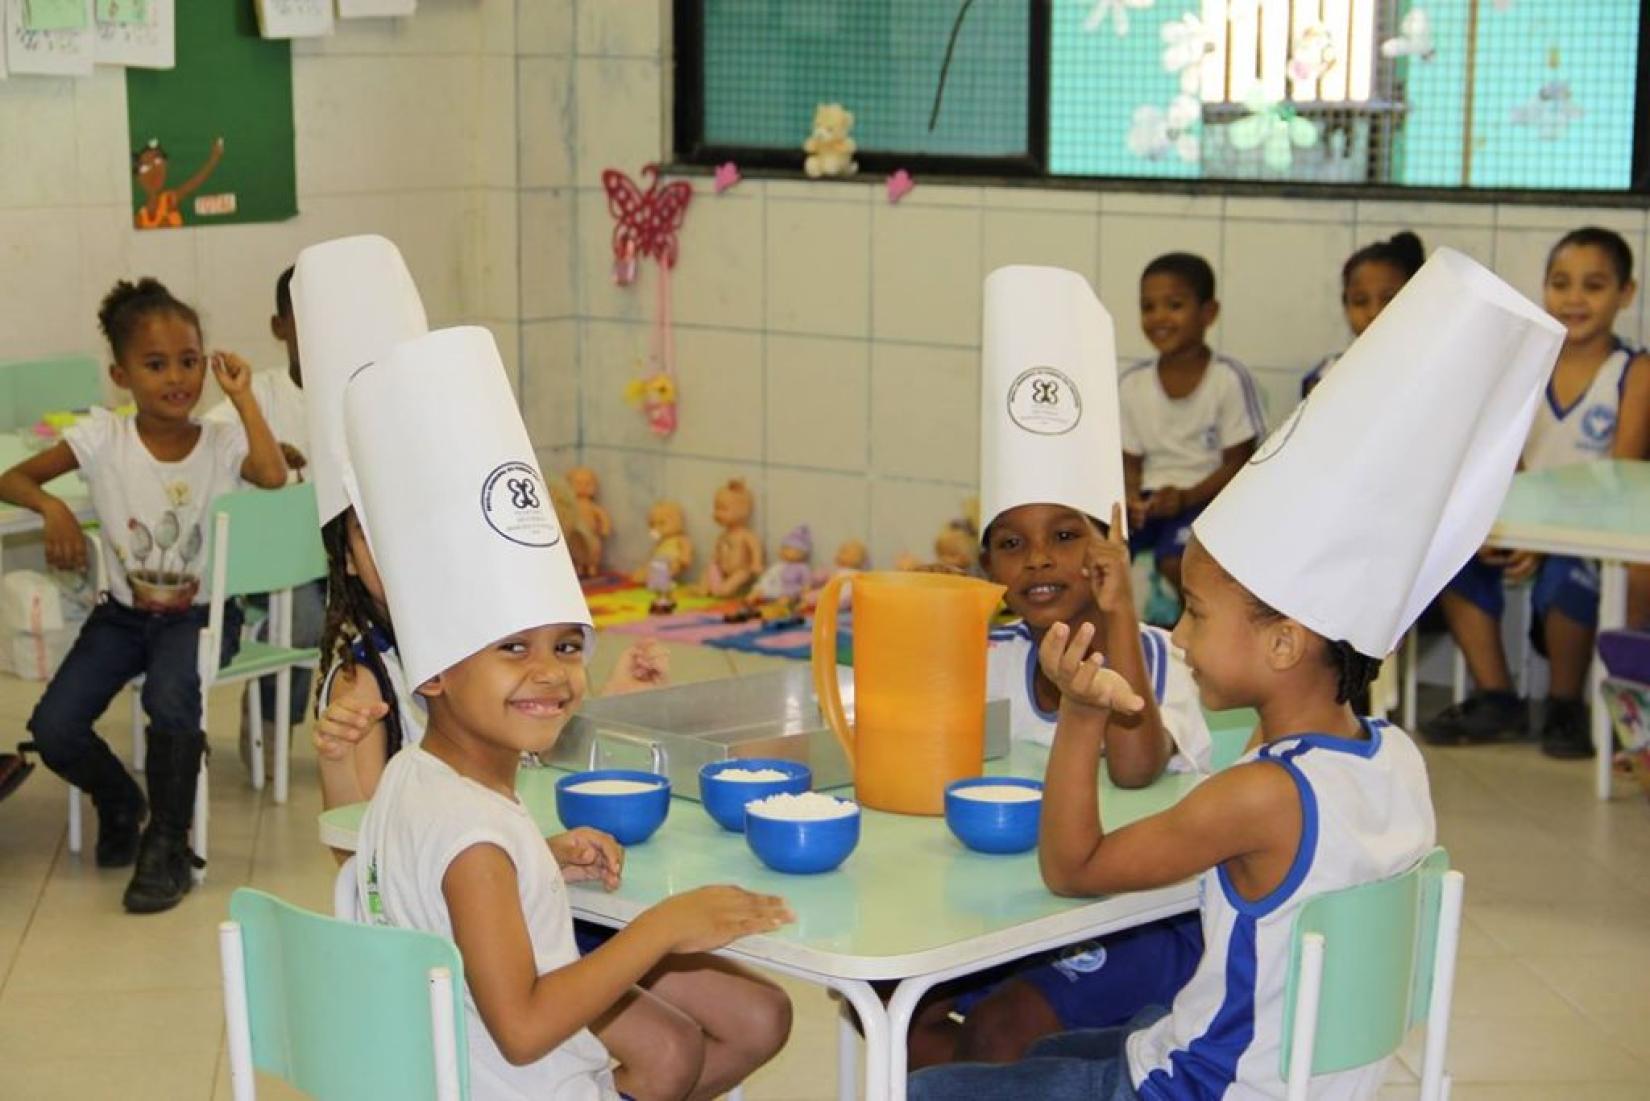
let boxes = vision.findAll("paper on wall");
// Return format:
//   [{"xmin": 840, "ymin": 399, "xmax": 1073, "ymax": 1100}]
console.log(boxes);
[
  {"xmin": 338, "ymin": 0, "xmax": 415, "ymax": 17},
  {"xmin": 6, "ymin": 0, "xmax": 93, "ymax": 75},
  {"xmin": 254, "ymin": 0, "xmax": 333, "ymax": 39},
  {"xmin": 92, "ymin": 0, "xmax": 169, "ymax": 68}
]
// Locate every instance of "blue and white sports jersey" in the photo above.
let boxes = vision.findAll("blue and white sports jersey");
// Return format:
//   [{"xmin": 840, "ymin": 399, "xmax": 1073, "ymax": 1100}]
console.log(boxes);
[
  {"xmin": 1126, "ymin": 720, "xmax": 1436, "ymax": 1101},
  {"xmin": 986, "ymin": 621, "xmax": 1212, "ymax": 773},
  {"xmin": 1523, "ymin": 342, "xmax": 1635, "ymax": 471},
  {"xmin": 1119, "ymin": 353, "xmax": 1267, "ymax": 493}
]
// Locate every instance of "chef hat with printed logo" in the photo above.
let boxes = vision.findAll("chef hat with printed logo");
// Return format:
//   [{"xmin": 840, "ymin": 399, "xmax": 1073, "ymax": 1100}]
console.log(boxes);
[
  {"xmin": 342, "ymin": 326, "xmax": 592, "ymax": 687},
  {"xmin": 1194, "ymin": 248, "xmax": 1563, "ymax": 659},
  {"xmin": 293, "ymin": 235, "xmax": 428, "ymax": 526},
  {"xmin": 980, "ymin": 266, "xmax": 1127, "ymax": 538}
]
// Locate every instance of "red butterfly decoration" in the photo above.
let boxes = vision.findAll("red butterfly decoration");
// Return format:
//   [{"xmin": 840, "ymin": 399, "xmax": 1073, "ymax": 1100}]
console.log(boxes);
[{"xmin": 602, "ymin": 164, "xmax": 694, "ymax": 284}]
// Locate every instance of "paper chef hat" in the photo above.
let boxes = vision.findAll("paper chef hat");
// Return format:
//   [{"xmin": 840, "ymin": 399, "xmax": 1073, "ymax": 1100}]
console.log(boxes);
[
  {"xmin": 1193, "ymin": 248, "xmax": 1563, "ymax": 659},
  {"xmin": 343, "ymin": 326, "xmax": 592, "ymax": 689},
  {"xmin": 980, "ymin": 266, "xmax": 1127, "ymax": 537},
  {"xmin": 293, "ymin": 234, "xmax": 428, "ymax": 526}
]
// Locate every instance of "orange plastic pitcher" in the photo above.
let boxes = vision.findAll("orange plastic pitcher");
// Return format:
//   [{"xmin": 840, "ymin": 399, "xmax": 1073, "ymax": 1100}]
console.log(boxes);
[{"xmin": 812, "ymin": 571, "xmax": 1007, "ymax": 815}]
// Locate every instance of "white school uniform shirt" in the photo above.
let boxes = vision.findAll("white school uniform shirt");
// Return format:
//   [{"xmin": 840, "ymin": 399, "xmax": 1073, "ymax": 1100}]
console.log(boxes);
[
  {"xmin": 319, "ymin": 629, "xmax": 428, "ymax": 748},
  {"xmin": 1521, "ymin": 342, "xmax": 1635, "ymax": 472},
  {"xmin": 986, "ymin": 621, "xmax": 1213, "ymax": 774},
  {"xmin": 357, "ymin": 747, "xmax": 619, "ymax": 1101},
  {"xmin": 207, "ymin": 370, "xmax": 309, "ymax": 457},
  {"xmin": 64, "ymin": 409, "xmax": 248, "ymax": 610},
  {"xmin": 1127, "ymin": 720, "xmax": 1437, "ymax": 1101},
  {"xmin": 1120, "ymin": 354, "xmax": 1267, "ymax": 492}
]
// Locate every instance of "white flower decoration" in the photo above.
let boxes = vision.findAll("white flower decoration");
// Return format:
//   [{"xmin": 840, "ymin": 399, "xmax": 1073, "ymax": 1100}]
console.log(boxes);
[
  {"xmin": 1228, "ymin": 92, "xmax": 1319, "ymax": 172},
  {"xmin": 1511, "ymin": 80, "xmax": 1582, "ymax": 141},
  {"xmin": 1084, "ymin": 0, "xmax": 1154, "ymax": 37},
  {"xmin": 1161, "ymin": 13, "xmax": 1217, "ymax": 95},
  {"xmin": 1127, "ymin": 95, "xmax": 1202, "ymax": 163}
]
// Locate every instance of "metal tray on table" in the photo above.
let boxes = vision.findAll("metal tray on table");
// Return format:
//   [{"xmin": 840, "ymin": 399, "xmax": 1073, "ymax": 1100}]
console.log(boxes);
[{"xmin": 540, "ymin": 665, "xmax": 1010, "ymax": 799}]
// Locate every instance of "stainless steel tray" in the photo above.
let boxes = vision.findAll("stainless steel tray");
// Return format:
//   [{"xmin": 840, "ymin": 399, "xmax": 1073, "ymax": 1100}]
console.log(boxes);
[{"xmin": 540, "ymin": 665, "xmax": 1010, "ymax": 798}]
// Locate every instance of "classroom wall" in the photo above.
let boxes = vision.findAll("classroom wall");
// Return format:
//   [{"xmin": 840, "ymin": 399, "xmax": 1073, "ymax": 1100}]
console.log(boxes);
[
  {"xmin": 542, "ymin": 1, "xmax": 1650, "ymax": 577},
  {"xmin": 0, "ymin": 0, "xmax": 524, "ymax": 408}
]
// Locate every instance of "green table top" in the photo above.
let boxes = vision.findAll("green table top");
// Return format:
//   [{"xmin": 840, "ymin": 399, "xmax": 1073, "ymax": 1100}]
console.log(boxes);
[
  {"xmin": 1488, "ymin": 460, "xmax": 1650, "ymax": 563},
  {"xmin": 319, "ymin": 712, "xmax": 1258, "ymax": 981}
]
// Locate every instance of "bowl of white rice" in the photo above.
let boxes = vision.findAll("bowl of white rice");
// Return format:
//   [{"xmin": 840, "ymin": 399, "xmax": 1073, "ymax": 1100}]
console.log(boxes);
[
  {"xmin": 744, "ymin": 791, "xmax": 860, "ymax": 874},
  {"xmin": 698, "ymin": 758, "xmax": 813, "ymax": 832}
]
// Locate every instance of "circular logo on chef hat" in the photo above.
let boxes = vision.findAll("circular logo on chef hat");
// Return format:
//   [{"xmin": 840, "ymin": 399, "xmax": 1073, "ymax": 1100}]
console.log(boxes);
[
  {"xmin": 481, "ymin": 462, "xmax": 562, "ymax": 547},
  {"xmin": 1249, "ymin": 397, "xmax": 1307, "ymax": 465},
  {"xmin": 1006, "ymin": 366, "xmax": 1083, "ymax": 436}
]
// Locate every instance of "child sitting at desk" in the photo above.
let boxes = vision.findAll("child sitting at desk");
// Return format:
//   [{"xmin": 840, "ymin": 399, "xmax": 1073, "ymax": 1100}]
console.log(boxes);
[
  {"xmin": 910, "ymin": 248, "xmax": 1560, "ymax": 1101},
  {"xmin": 0, "ymin": 277, "xmax": 286, "ymax": 914},
  {"xmin": 1121, "ymin": 253, "xmax": 1265, "ymax": 603},
  {"xmin": 349, "ymin": 326, "xmax": 793, "ymax": 1101},
  {"xmin": 907, "ymin": 266, "xmax": 1212, "ymax": 1068},
  {"xmin": 1423, "ymin": 226, "xmax": 1650, "ymax": 758}
]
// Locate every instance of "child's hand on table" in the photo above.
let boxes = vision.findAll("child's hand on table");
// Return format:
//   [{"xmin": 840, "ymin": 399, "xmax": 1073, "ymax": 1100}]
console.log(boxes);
[
  {"xmin": 603, "ymin": 639, "xmax": 671, "ymax": 696},
  {"xmin": 1039, "ymin": 621, "xmax": 1146, "ymax": 717},
  {"xmin": 643, "ymin": 885, "xmax": 794, "ymax": 953},
  {"xmin": 1081, "ymin": 503, "xmax": 1135, "ymax": 615},
  {"xmin": 549, "ymin": 827, "xmax": 624, "ymax": 891},
  {"xmin": 310, "ymin": 693, "xmax": 387, "ymax": 762}
]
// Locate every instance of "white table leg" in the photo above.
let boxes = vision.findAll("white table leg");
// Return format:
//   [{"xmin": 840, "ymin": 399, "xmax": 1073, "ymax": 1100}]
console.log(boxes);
[
  {"xmin": 838, "ymin": 1001, "xmax": 860, "ymax": 1101},
  {"xmin": 1594, "ymin": 562, "xmax": 1627, "ymax": 800},
  {"xmin": 1403, "ymin": 627, "xmax": 1419, "ymax": 731},
  {"xmin": 886, "ymin": 976, "xmax": 953, "ymax": 1100},
  {"xmin": 829, "ymin": 978, "xmax": 891, "ymax": 1101}
]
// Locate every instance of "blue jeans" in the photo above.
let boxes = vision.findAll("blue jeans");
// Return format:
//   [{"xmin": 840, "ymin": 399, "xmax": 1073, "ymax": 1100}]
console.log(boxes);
[
  {"xmin": 27, "ymin": 599, "xmax": 241, "ymax": 809},
  {"xmin": 908, "ymin": 1006, "xmax": 1168, "ymax": 1101}
]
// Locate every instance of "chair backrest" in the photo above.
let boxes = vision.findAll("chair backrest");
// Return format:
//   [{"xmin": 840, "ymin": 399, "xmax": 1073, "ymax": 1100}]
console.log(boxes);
[
  {"xmin": 211, "ymin": 482, "xmax": 328, "ymax": 599},
  {"xmin": 1280, "ymin": 848, "xmax": 1451, "ymax": 1079},
  {"xmin": 0, "ymin": 355, "xmax": 105, "ymax": 429},
  {"xmin": 228, "ymin": 887, "xmax": 470, "ymax": 1100}
]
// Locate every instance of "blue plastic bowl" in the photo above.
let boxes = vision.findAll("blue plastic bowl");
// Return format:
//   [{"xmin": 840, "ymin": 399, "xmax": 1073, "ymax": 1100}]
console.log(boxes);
[
  {"xmin": 554, "ymin": 769, "xmax": 671, "ymax": 845},
  {"xmin": 699, "ymin": 759, "xmax": 813, "ymax": 832},
  {"xmin": 745, "ymin": 797, "xmax": 860, "ymax": 874},
  {"xmin": 945, "ymin": 777, "xmax": 1044, "ymax": 854}
]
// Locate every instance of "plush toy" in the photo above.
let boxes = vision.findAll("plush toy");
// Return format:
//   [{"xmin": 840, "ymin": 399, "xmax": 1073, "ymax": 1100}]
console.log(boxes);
[
  {"xmin": 805, "ymin": 539, "xmax": 868, "ymax": 610},
  {"xmin": 565, "ymin": 467, "xmax": 613, "ymax": 578},
  {"xmin": 803, "ymin": 103, "xmax": 859, "ymax": 179},
  {"xmin": 729, "ymin": 524, "xmax": 813, "ymax": 624},
  {"xmin": 634, "ymin": 500, "xmax": 694, "ymax": 613},
  {"xmin": 547, "ymin": 476, "xmax": 601, "ymax": 581},
  {"xmin": 703, "ymin": 479, "xmax": 764, "ymax": 598}
]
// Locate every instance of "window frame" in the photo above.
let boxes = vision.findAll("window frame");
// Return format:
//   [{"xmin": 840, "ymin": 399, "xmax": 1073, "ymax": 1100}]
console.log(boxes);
[{"xmin": 672, "ymin": 0, "xmax": 1650, "ymax": 206}]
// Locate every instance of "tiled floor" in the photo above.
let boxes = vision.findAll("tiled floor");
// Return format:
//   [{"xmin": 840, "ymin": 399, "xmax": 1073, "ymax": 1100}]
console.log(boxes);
[{"xmin": 0, "ymin": 642, "xmax": 1647, "ymax": 1100}]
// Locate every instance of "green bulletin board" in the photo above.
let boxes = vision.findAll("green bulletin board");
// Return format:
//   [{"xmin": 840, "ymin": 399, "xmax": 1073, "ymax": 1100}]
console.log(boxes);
[{"xmin": 125, "ymin": 0, "xmax": 297, "ymax": 230}]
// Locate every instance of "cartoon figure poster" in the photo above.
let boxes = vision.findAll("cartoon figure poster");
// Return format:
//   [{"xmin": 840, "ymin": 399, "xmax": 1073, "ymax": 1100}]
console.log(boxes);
[{"xmin": 124, "ymin": 0, "xmax": 295, "ymax": 230}]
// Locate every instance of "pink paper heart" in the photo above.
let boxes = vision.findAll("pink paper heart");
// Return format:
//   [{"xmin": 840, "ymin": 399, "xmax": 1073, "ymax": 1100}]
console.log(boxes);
[
  {"xmin": 713, "ymin": 162, "xmax": 742, "ymax": 193},
  {"xmin": 886, "ymin": 169, "xmax": 915, "ymax": 204}
]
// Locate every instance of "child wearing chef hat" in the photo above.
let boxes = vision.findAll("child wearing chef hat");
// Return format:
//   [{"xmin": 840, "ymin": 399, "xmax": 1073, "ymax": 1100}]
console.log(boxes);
[
  {"xmin": 910, "ymin": 248, "xmax": 1562, "ymax": 1101},
  {"xmin": 908, "ymin": 266, "xmax": 1212, "ymax": 1070},
  {"xmin": 346, "ymin": 326, "xmax": 792, "ymax": 1101}
]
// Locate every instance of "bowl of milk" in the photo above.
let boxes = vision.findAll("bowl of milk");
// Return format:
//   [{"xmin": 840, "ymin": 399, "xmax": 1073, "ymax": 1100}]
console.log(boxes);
[
  {"xmin": 555, "ymin": 769, "xmax": 671, "ymax": 845},
  {"xmin": 944, "ymin": 777, "xmax": 1043, "ymax": 854},
  {"xmin": 698, "ymin": 758, "xmax": 813, "ymax": 832}
]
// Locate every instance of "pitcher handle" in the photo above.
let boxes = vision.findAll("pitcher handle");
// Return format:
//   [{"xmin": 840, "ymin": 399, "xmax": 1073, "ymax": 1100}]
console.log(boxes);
[{"xmin": 811, "ymin": 572, "xmax": 855, "ymax": 767}]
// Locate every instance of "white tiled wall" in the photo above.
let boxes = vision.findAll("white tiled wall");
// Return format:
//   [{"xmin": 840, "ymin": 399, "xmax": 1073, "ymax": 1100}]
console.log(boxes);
[
  {"xmin": 547, "ymin": 2, "xmax": 1650, "ymax": 575},
  {"xmin": 0, "ymin": 0, "xmax": 523, "ymax": 408}
]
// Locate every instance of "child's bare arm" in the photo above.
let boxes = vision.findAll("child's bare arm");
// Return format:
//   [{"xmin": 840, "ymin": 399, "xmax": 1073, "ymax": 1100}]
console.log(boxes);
[
  {"xmin": 212, "ymin": 352, "xmax": 288, "ymax": 488},
  {"xmin": 1082, "ymin": 507, "xmax": 1171, "ymax": 788},
  {"xmin": 445, "ymin": 846, "xmax": 791, "ymax": 1067},
  {"xmin": 1183, "ymin": 440, "xmax": 1256, "ymax": 508},
  {"xmin": 0, "ymin": 443, "xmax": 85, "ymax": 570},
  {"xmin": 1613, "ymin": 354, "xmax": 1650, "ymax": 461},
  {"xmin": 1036, "ymin": 622, "xmax": 1299, "ymax": 897}
]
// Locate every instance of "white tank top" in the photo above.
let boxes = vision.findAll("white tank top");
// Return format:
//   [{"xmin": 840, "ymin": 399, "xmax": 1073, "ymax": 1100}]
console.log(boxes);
[
  {"xmin": 1126, "ymin": 720, "xmax": 1437, "ymax": 1100},
  {"xmin": 1522, "ymin": 345, "xmax": 1632, "ymax": 471}
]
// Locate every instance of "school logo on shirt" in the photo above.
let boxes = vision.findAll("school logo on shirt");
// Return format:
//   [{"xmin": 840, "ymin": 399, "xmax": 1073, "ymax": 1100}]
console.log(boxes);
[
  {"xmin": 1580, "ymin": 404, "xmax": 1616, "ymax": 448},
  {"xmin": 1249, "ymin": 397, "xmax": 1307, "ymax": 465},
  {"xmin": 481, "ymin": 462, "xmax": 563, "ymax": 548},
  {"xmin": 1006, "ymin": 366, "xmax": 1083, "ymax": 436}
]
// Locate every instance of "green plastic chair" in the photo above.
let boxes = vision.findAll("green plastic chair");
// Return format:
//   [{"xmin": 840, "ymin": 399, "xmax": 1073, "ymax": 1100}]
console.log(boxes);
[
  {"xmin": 1280, "ymin": 847, "xmax": 1464, "ymax": 1101},
  {"xmin": 0, "ymin": 354, "xmax": 105, "ymax": 429},
  {"xmin": 221, "ymin": 888, "xmax": 469, "ymax": 1100},
  {"xmin": 199, "ymin": 482, "xmax": 329, "ymax": 806}
]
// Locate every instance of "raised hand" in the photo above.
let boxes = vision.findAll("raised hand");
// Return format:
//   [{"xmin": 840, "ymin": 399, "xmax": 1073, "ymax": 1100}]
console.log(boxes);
[{"xmin": 1037, "ymin": 621, "xmax": 1146, "ymax": 716}]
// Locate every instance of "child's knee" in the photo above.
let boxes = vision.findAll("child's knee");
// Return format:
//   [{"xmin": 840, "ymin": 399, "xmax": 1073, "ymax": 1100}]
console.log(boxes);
[
  {"xmin": 140, "ymin": 676, "xmax": 202, "ymax": 734},
  {"xmin": 732, "ymin": 979, "xmax": 793, "ymax": 1061},
  {"xmin": 955, "ymin": 982, "xmax": 1061, "ymax": 1064},
  {"xmin": 627, "ymin": 1010, "xmax": 705, "ymax": 1100}
]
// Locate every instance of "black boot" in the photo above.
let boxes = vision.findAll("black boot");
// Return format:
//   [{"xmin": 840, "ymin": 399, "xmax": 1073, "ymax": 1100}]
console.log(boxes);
[
  {"xmin": 123, "ymin": 729, "xmax": 205, "ymax": 915},
  {"xmin": 23, "ymin": 737, "xmax": 146, "ymax": 867},
  {"xmin": 1539, "ymin": 697, "xmax": 1594, "ymax": 760}
]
